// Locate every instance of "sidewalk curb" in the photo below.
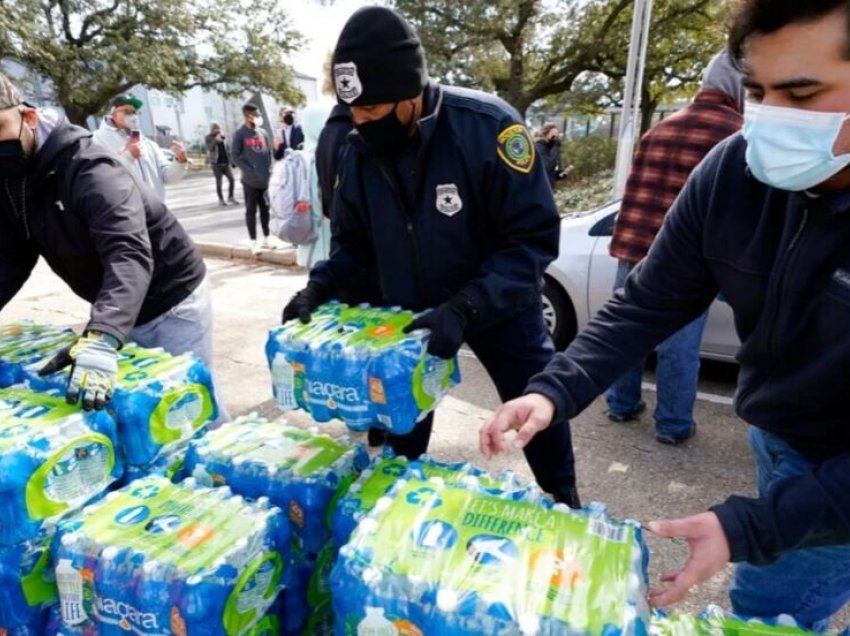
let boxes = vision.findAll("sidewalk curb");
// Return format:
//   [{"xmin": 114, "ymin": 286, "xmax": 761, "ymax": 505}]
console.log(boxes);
[{"xmin": 195, "ymin": 241, "xmax": 299, "ymax": 267}]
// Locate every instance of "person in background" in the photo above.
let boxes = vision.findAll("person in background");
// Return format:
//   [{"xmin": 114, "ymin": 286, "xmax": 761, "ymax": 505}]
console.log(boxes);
[
  {"xmin": 295, "ymin": 103, "xmax": 333, "ymax": 269},
  {"xmin": 274, "ymin": 107, "xmax": 305, "ymax": 160},
  {"xmin": 0, "ymin": 73, "xmax": 215, "ymax": 411},
  {"xmin": 283, "ymin": 6, "xmax": 579, "ymax": 507},
  {"xmin": 535, "ymin": 122, "xmax": 571, "ymax": 188},
  {"xmin": 93, "ymin": 94, "xmax": 188, "ymax": 202},
  {"xmin": 604, "ymin": 51, "xmax": 745, "ymax": 445},
  {"xmin": 205, "ymin": 123, "xmax": 237, "ymax": 207},
  {"xmin": 232, "ymin": 103, "xmax": 278, "ymax": 254},
  {"xmin": 480, "ymin": 0, "xmax": 850, "ymax": 624}
]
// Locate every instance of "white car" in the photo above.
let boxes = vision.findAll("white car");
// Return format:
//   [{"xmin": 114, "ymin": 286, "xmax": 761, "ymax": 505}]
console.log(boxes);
[{"xmin": 542, "ymin": 200, "xmax": 739, "ymax": 361}]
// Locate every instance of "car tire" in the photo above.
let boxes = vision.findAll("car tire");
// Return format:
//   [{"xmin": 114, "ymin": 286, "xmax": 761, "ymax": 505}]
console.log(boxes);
[{"xmin": 542, "ymin": 277, "xmax": 577, "ymax": 350}]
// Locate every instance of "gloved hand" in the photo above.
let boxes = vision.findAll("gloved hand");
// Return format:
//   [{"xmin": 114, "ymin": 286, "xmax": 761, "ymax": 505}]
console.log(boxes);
[
  {"xmin": 403, "ymin": 294, "xmax": 478, "ymax": 359},
  {"xmin": 282, "ymin": 282, "xmax": 330, "ymax": 324},
  {"xmin": 38, "ymin": 332, "xmax": 120, "ymax": 411}
]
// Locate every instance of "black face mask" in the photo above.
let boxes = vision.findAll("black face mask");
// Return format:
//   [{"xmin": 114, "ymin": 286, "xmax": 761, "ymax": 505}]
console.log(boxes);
[
  {"xmin": 282, "ymin": 114, "xmax": 294, "ymax": 125},
  {"xmin": 0, "ymin": 116, "xmax": 32, "ymax": 178},
  {"xmin": 356, "ymin": 102, "xmax": 413, "ymax": 155}
]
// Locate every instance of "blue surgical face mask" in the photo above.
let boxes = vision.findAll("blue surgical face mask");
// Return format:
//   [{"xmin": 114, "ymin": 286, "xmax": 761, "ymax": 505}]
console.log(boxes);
[{"xmin": 743, "ymin": 102, "xmax": 850, "ymax": 191}]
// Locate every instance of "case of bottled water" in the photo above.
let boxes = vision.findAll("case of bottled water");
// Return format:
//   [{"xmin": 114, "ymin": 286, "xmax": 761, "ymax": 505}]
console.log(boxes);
[
  {"xmin": 331, "ymin": 449, "xmax": 520, "ymax": 549},
  {"xmin": 276, "ymin": 542, "xmax": 337, "ymax": 635},
  {"xmin": 267, "ymin": 302, "xmax": 461, "ymax": 434},
  {"xmin": 332, "ymin": 476, "xmax": 650, "ymax": 636},
  {"xmin": 0, "ymin": 524, "xmax": 56, "ymax": 632},
  {"xmin": 0, "ymin": 387, "xmax": 123, "ymax": 546},
  {"xmin": 0, "ymin": 323, "xmax": 76, "ymax": 388},
  {"xmin": 51, "ymin": 476, "xmax": 290, "ymax": 636},
  {"xmin": 650, "ymin": 606, "xmax": 815, "ymax": 635},
  {"xmin": 185, "ymin": 414, "xmax": 368, "ymax": 557}
]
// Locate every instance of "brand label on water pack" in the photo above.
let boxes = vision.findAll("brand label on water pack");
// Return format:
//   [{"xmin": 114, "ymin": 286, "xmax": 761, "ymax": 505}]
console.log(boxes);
[
  {"xmin": 56, "ymin": 559, "xmax": 87, "ymax": 626},
  {"xmin": 271, "ymin": 354, "xmax": 297, "ymax": 410}
]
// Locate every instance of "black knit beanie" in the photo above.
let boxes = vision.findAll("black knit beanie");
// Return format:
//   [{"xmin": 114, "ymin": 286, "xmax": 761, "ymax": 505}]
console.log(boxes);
[{"xmin": 332, "ymin": 6, "xmax": 428, "ymax": 106}]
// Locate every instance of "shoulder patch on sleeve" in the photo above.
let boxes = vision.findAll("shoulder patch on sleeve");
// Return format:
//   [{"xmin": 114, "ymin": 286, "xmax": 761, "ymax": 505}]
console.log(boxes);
[{"xmin": 496, "ymin": 124, "xmax": 536, "ymax": 174}]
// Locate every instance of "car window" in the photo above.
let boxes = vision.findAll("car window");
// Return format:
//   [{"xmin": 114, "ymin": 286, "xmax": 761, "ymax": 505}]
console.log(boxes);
[{"xmin": 589, "ymin": 210, "xmax": 618, "ymax": 237}]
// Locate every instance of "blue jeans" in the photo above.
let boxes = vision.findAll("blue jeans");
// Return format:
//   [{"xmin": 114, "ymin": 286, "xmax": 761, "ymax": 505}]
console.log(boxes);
[
  {"xmin": 730, "ymin": 427, "xmax": 850, "ymax": 630},
  {"xmin": 129, "ymin": 276, "xmax": 229, "ymax": 422},
  {"xmin": 605, "ymin": 260, "xmax": 707, "ymax": 439}
]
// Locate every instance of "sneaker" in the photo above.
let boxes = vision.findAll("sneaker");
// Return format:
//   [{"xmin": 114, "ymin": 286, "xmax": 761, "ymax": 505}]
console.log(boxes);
[
  {"xmin": 250, "ymin": 240, "xmax": 261, "ymax": 255},
  {"xmin": 656, "ymin": 422, "xmax": 696, "ymax": 446},
  {"xmin": 606, "ymin": 400, "xmax": 646, "ymax": 423},
  {"xmin": 219, "ymin": 199, "xmax": 228, "ymax": 207},
  {"xmin": 228, "ymin": 197, "xmax": 238, "ymax": 205},
  {"xmin": 263, "ymin": 235, "xmax": 284, "ymax": 250}
]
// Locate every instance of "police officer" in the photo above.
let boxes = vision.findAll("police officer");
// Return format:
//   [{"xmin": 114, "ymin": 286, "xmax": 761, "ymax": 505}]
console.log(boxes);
[{"xmin": 282, "ymin": 7, "xmax": 578, "ymax": 506}]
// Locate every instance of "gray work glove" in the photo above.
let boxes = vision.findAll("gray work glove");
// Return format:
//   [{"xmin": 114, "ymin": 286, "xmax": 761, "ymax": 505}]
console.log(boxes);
[{"xmin": 39, "ymin": 332, "xmax": 120, "ymax": 411}]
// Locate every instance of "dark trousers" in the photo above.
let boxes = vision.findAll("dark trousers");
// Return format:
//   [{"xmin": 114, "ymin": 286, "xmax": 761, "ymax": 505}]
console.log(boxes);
[
  {"xmin": 243, "ymin": 184, "xmax": 270, "ymax": 241},
  {"xmin": 386, "ymin": 304, "xmax": 578, "ymax": 504},
  {"xmin": 213, "ymin": 164, "xmax": 235, "ymax": 201}
]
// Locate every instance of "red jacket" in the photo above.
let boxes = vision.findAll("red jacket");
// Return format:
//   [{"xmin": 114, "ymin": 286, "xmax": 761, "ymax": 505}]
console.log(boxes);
[{"xmin": 609, "ymin": 89, "xmax": 742, "ymax": 263}]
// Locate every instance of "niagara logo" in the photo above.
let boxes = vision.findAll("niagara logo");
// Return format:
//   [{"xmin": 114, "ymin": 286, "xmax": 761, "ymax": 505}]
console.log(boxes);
[
  {"xmin": 305, "ymin": 380, "xmax": 359, "ymax": 405},
  {"xmin": 97, "ymin": 597, "xmax": 159, "ymax": 632}
]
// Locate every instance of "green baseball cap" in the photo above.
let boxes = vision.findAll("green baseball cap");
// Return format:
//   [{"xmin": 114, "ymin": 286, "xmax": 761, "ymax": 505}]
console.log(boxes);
[{"xmin": 110, "ymin": 93, "xmax": 143, "ymax": 110}]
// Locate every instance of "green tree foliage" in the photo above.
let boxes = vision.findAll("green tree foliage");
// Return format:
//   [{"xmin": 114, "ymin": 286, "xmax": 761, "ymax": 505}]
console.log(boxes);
[
  {"xmin": 393, "ymin": 0, "xmax": 726, "ymax": 124},
  {"xmin": 0, "ymin": 0, "xmax": 305, "ymax": 124}
]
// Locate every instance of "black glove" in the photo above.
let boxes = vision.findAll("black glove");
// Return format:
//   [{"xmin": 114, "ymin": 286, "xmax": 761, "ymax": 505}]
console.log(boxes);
[
  {"xmin": 282, "ymin": 283, "xmax": 330, "ymax": 324},
  {"xmin": 403, "ymin": 294, "xmax": 478, "ymax": 359},
  {"xmin": 38, "ymin": 332, "xmax": 120, "ymax": 411}
]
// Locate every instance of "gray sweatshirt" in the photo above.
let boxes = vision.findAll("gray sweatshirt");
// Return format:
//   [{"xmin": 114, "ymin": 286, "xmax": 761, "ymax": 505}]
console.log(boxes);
[{"xmin": 231, "ymin": 124, "xmax": 273, "ymax": 189}]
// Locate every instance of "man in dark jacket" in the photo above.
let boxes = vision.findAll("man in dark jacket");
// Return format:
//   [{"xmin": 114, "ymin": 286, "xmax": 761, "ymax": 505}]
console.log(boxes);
[
  {"xmin": 315, "ymin": 104, "xmax": 352, "ymax": 219},
  {"xmin": 282, "ymin": 7, "xmax": 578, "ymax": 507},
  {"xmin": 481, "ymin": 0, "xmax": 850, "ymax": 625},
  {"xmin": 273, "ymin": 108, "xmax": 305, "ymax": 160},
  {"xmin": 205, "ymin": 123, "xmax": 236, "ymax": 207},
  {"xmin": 0, "ymin": 73, "xmax": 210, "ymax": 410}
]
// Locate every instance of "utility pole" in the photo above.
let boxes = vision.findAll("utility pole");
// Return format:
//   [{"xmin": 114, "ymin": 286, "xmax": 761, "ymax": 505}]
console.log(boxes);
[{"xmin": 612, "ymin": 0, "xmax": 654, "ymax": 200}]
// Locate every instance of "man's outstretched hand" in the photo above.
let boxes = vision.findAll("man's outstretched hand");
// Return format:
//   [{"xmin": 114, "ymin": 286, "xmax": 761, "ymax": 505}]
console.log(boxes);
[
  {"xmin": 479, "ymin": 393, "xmax": 556, "ymax": 458},
  {"xmin": 647, "ymin": 511, "xmax": 731, "ymax": 608}
]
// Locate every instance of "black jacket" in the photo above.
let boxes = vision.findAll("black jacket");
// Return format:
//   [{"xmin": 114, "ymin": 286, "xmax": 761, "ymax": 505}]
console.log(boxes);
[
  {"xmin": 316, "ymin": 104, "xmax": 353, "ymax": 219},
  {"xmin": 526, "ymin": 133, "xmax": 850, "ymax": 566},
  {"xmin": 536, "ymin": 138, "xmax": 563, "ymax": 187},
  {"xmin": 273, "ymin": 124, "xmax": 306, "ymax": 160},
  {"xmin": 309, "ymin": 83, "xmax": 560, "ymax": 327},
  {"xmin": 0, "ymin": 119, "xmax": 206, "ymax": 344}
]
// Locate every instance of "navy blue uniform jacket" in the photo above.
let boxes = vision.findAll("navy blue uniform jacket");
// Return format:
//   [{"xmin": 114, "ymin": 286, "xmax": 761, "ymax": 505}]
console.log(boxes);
[
  {"xmin": 309, "ymin": 83, "xmax": 560, "ymax": 330},
  {"xmin": 527, "ymin": 133, "xmax": 850, "ymax": 566}
]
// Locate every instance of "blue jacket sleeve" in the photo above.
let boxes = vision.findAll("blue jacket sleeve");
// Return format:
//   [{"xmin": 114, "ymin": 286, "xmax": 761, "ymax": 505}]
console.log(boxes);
[
  {"xmin": 524, "ymin": 156, "xmax": 719, "ymax": 422},
  {"xmin": 0, "ymin": 220, "xmax": 38, "ymax": 312},
  {"xmin": 308, "ymin": 156, "xmax": 380, "ymax": 300},
  {"xmin": 459, "ymin": 119, "xmax": 560, "ymax": 328},
  {"xmin": 712, "ymin": 450, "xmax": 850, "ymax": 564}
]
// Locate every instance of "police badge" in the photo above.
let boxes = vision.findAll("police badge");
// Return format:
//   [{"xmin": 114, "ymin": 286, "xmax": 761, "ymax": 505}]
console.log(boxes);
[
  {"xmin": 334, "ymin": 62, "xmax": 363, "ymax": 104},
  {"xmin": 435, "ymin": 183, "xmax": 463, "ymax": 217}
]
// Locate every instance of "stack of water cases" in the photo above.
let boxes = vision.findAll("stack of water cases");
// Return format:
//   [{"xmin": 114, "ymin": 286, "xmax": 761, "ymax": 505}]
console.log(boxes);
[
  {"xmin": 184, "ymin": 414, "xmax": 368, "ymax": 634},
  {"xmin": 332, "ymin": 475, "xmax": 650, "ymax": 636},
  {"xmin": 0, "ymin": 387, "xmax": 123, "ymax": 634},
  {"xmin": 650, "ymin": 606, "xmax": 818, "ymax": 635},
  {"xmin": 0, "ymin": 321, "xmax": 220, "ymax": 474},
  {"xmin": 49, "ymin": 476, "xmax": 290, "ymax": 635},
  {"xmin": 267, "ymin": 302, "xmax": 461, "ymax": 434}
]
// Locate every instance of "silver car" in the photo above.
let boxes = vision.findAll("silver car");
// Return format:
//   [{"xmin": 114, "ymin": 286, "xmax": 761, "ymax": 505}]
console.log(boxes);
[{"xmin": 542, "ymin": 200, "xmax": 739, "ymax": 361}]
